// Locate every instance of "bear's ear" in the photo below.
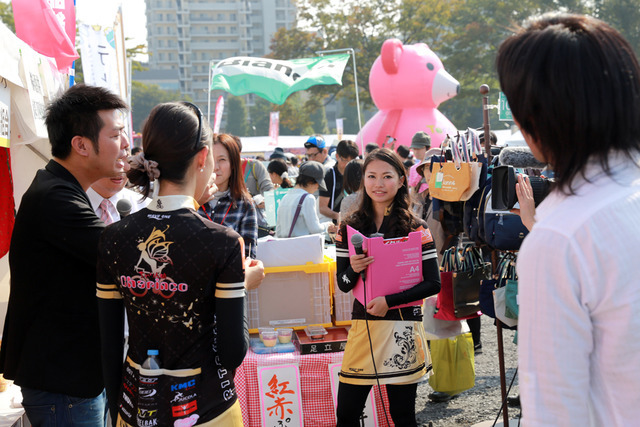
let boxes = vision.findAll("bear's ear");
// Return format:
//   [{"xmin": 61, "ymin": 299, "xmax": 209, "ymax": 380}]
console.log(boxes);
[{"xmin": 381, "ymin": 39, "xmax": 403, "ymax": 75}]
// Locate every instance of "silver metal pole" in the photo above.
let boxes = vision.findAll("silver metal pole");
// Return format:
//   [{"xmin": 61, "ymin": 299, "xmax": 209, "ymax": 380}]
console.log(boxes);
[{"xmin": 315, "ymin": 48, "xmax": 364, "ymax": 152}]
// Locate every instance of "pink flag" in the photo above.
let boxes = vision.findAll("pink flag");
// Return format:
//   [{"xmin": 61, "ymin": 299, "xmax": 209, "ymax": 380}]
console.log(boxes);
[
  {"xmin": 269, "ymin": 111, "xmax": 279, "ymax": 146},
  {"xmin": 213, "ymin": 96, "xmax": 224, "ymax": 134},
  {"xmin": 12, "ymin": 0, "xmax": 79, "ymax": 71}
]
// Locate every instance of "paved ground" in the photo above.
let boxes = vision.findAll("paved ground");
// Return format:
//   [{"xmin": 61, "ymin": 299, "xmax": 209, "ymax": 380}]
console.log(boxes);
[{"xmin": 413, "ymin": 315, "xmax": 520, "ymax": 427}]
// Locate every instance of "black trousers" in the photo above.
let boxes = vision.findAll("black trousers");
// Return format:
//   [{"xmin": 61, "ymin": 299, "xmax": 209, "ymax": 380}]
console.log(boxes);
[
  {"xmin": 467, "ymin": 316, "xmax": 481, "ymax": 347},
  {"xmin": 336, "ymin": 382, "xmax": 418, "ymax": 426}
]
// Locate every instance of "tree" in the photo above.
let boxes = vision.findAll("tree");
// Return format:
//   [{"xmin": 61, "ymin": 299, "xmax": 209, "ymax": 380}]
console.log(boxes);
[
  {"xmin": 595, "ymin": 0, "xmax": 640, "ymax": 57},
  {"xmin": 225, "ymin": 96, "xmax": 249, "ymax": 136},
  {"xmin": 396, "ymin": 0, "xmax": 460, "ymax": 47},
  {"xmin": 249, "ymin": 93, "xmax": 327, "ymax": 136},
  {"xmin": 293, "ymin": 0, "xmax": 398, "ymax": 109},
  {"xmin": 268, "ymin": 0, "xmax": 466, "ymax": 124},
  {"xmin": 436, "ymin": 0, "xmax": 639, "ymax": 127},
  {"xmin": 436, "ymin": 0, "xmax": 543, "ymax": 128},
  {"xmin": 278, "ymin": 93, "xmax": 315, "ymax": 135},
  {"xmin": 271, "ymin": 0, "xmax": 459, "ymax": 111},
  {"xmin": 0, "ymin": 1, "xmax": 14, "ymax": 32},
  {"xmin": 270, "ymin": 0, "xmax": 640, "ymax": 130},
  {"xmin": 309, "ymin": 98, "xmax": 329, "ymax": 134},
  {"xmin": 131, "ymin": 81, "xmax": 182, "ymax": 132},
  {"xmin": 339, "ymin": 99, "xmax": 361, "ymax": 134},
  {"xmin": 266, "ymin": 27, "xmax": 334, "ymax": 134},
  {"xmin": 249, "ymin": 97, "xmax": 271, "ymax": 136}
]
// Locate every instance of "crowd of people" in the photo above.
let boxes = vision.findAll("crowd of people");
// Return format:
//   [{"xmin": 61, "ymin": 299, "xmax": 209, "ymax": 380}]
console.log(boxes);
[{"xmin": 0, "ymin": 11, "xmax": 639, "ymax": 427}]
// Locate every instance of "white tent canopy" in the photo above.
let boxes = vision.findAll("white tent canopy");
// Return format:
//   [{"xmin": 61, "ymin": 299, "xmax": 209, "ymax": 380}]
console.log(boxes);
[
  {"xmin": 240, "ymin": 134, "xmax": 357, "ymax": 155},
  {"xmin": 0, "ymin": 21, "xmax": 68, "ymax": 333},
  {"xmin": 498, "ymin": 129, "xmax": 526, "ymax": 147},
  {"xmin": 240, "ymin": 130, "xmax": 521, "ymax": 156}
]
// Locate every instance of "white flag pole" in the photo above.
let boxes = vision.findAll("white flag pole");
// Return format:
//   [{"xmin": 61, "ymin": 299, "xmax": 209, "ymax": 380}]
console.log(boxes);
[{"xmin": 316, "ymin": 48, "xmax": 363, "ymax": 153}]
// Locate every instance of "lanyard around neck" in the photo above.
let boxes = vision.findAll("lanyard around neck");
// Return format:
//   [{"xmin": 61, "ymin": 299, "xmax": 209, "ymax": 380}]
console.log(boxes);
[
  {"xmin": 220, "ymin": 202, "xmax": 233, "ymax": 225},
  {"xmin": 200, "ymin": 201, "xmax": 233, "ymax": 225},
  {"xmin": 200, "ymin": 205, "xmax": 212, "ymax": 222}
]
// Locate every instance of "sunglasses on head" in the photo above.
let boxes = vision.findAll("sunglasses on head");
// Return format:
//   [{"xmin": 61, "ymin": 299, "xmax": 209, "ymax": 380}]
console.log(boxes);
[{"xmin": 181, "ymin": 101, "xmax": 203, "ymax": 150}]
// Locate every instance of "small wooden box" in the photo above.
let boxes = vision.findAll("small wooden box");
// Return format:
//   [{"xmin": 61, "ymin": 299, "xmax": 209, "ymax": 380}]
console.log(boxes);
[{"xmin": 294, "ymin": 327, "xmax": 349, "ymax": 355}]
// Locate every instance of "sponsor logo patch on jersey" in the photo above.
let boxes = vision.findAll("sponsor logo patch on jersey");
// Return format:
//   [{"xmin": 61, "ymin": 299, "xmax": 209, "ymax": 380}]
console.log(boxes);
[
  {"xmin": 172, "ymin": 400, "xmax": 198, "ymax": 417},
  {"xmin": 170, "ymin": 379, "xmax": 196, "ymax": 392},
  {"xmin": 138, "ymin": 388, "xmax": 157, "ymax": 398},
  {"xmin": 171, "ymin": 392, "xmax": 197, "ymax": 403},
  {"xmin": 335, "ymin": 227, "xmax": 343, "ymax": 243},
  {"xmin": 417, "ymin": 226, "xmax": 433, "ymax": 244}
]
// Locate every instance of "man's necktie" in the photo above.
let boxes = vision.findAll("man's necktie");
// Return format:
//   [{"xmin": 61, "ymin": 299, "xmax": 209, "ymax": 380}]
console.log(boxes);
[{"xmin": 99, "ymin": 198, "xmax": 115, "ymax": 225}]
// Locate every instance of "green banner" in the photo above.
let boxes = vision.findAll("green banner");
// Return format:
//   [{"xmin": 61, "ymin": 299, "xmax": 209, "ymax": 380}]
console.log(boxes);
[
  {"xmin": 499, "ymin": 92, "xmax": 513, "ymax": 121},
  {"xmin": 210, "ymin": 54, "xmax": 350, "ymax": 105},
  {"xmin": 264, "ymin": 188, "xmax": 292, "ymax": 226}
]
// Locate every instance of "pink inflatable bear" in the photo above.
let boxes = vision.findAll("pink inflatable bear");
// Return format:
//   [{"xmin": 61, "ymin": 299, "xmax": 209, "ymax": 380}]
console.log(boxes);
[{"xmin": 357, "ymin": 39, "xmax": 459, "ymax": 150}]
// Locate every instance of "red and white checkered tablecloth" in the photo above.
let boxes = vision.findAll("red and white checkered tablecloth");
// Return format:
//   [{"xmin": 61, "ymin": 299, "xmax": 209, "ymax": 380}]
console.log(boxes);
[{"xmin": 235, "ymin": 349, "xmax": 394, "ymax": 426}]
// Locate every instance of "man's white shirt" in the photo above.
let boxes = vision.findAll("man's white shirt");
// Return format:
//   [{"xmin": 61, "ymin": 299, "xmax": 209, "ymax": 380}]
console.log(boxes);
[{"xmin": 86, "ymin": 187, "xmax": 150, "ymax": 221}]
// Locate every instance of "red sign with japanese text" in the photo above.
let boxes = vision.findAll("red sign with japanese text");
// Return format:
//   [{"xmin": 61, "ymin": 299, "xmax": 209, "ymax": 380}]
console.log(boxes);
[{"xmin": 258, "ymin": 364, "xmax": 303, "ymax": 427}]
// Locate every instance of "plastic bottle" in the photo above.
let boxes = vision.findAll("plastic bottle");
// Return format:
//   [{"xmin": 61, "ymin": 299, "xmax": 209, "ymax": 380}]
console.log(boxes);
[
  {"xmin": 138, "ymin": 350, "xmax": 160, "ymax": 426},
  {"xmin": 142, "ymin": 349, "xmax": 161, "ymax": 369}
]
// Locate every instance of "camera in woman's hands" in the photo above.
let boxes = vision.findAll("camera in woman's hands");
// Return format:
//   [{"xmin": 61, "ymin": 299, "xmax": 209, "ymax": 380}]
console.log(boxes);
[{"xmin": 492, "ymin": 165, "xmax": 553, "ymax": 210}]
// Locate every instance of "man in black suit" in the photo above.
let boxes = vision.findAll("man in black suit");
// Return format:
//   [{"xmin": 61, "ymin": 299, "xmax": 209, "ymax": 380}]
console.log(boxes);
[{"xmin": 0, "ymin": 84, "xmax": 129, "ymax": 426}]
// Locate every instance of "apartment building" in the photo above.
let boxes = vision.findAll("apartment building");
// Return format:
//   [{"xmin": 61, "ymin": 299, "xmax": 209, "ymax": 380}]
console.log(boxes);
[{"xmin": 145, "ymin": 0, "xmax": 297, "ymax": 114}]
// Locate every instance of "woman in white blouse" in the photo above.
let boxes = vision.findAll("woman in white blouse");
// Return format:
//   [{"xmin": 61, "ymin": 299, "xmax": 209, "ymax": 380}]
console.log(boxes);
[
  {"xmin": 497, "ymin": 13, "xmax": 640, "ymax": 426},
  {"xmin": 275, "ymin": 161, "xmax": 336, "ymax": 238}
]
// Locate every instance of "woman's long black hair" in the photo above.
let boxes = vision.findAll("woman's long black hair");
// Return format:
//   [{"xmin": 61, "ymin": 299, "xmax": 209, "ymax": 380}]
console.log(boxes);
[
  {"xmin": 267, "ymin": 158, "xmax": 293, "ymax": 188},
  {"xmin": 343, "ymin": 148, "xmax": 420, "ymax": 238}
]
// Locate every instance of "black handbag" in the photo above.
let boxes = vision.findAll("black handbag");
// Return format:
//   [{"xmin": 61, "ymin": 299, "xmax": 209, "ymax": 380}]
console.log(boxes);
[
  {"xmin": 483, "ymin": 189, "xmax": 529, "ymax": 250},
  {"xmin": 449, "ymin": 245, "xmax": 490, "ymax": 318},
  {"xmin": 479, "ymin": 278, "xmax": 498, "ymax": 318},
  {"xmin": 463, "ymin": 175, "xmax": 491, "ymax": 245}
]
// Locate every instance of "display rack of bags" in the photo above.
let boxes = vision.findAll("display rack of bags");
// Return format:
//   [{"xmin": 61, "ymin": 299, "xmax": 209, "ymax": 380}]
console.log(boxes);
[
  {"xmin": 429, "ymin": 131, "xmax": 485, "ymax": 203},
  {"xmin": 435, "ymin": 244, "xmax": 489, "ymax": 321},
  {"xmin": 478, "ymin": 252, "xmax": 519, "ymax": 329}
]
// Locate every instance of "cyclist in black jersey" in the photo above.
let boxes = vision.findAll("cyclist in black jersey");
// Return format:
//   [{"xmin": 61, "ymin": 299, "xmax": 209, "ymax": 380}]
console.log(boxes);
[{"xmin": 97, "ymin": 102, "xmax": 248, "ymax": 426}]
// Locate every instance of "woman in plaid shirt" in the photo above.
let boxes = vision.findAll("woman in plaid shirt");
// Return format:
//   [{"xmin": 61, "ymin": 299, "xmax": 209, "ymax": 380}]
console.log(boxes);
[{"xmin": 200, "ymin": 133, "xmax": 258, "ymax": 258}]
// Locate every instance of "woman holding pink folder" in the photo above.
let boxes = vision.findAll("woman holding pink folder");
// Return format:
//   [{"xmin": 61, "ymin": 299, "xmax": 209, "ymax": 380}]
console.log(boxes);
[{"xmin": 334, "ymin": 148, "xmax": 441, "ymax": 426}]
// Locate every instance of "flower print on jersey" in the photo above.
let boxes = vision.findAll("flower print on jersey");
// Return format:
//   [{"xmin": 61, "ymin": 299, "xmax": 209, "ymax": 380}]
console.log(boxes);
[{"xmin": 383, "ymin": 326, "xmax": 417, "ymax": 370}]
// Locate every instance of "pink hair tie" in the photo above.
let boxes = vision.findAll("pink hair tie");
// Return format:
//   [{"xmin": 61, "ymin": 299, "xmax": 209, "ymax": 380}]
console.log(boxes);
[{"xmin": 129, "ymin": 152, "xmax": 161, "ymax": 181}]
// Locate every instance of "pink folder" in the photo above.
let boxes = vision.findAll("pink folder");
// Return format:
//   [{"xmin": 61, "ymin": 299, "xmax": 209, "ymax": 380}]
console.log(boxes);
[{"xmin": 346, "ymin": 226, "xmax": 423, "ymax": 309}]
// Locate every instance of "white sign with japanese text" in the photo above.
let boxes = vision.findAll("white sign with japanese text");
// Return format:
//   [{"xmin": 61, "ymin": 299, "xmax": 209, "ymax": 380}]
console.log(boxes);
[
  {"xmin": 78, "ymin": 24, "xmax": 120, "ymax": 96},
  {"xmin": 329, "ymin": 363, "xmax": 379, "ymax": 426},
  {"xmin": 38, "ymin": 59, "xmax": 66, "ymax": 101},
  {"xmin": 258, "ymin": 364, "xmax": 304, "ymax": 427},
  {"xmin": 0, "ymin": 82, "xmax": 10, "ymax": 148},
  {"xmin": 19, "ymin": 50, "xmax": 48, "ymax": 139}
]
